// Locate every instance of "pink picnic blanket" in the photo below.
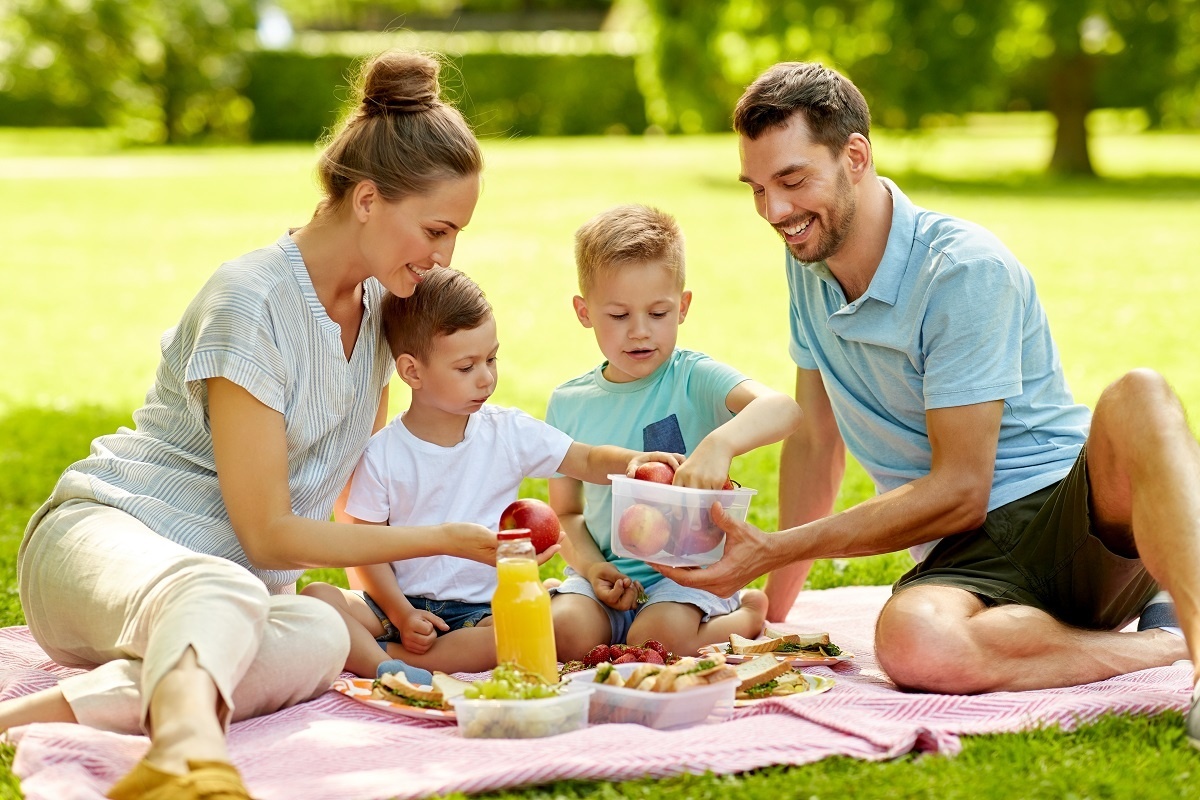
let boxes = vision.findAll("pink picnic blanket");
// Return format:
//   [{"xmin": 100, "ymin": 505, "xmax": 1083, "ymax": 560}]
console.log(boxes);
[{"xmin": 2, "ymin": 585, "xmax": 1190, "ymax": 799}]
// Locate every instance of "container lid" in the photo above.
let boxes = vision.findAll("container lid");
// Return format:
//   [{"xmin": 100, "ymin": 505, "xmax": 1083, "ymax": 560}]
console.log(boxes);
[{"xmin": 497, "ymin": 528, "xmax": 532, "ymax": 541}]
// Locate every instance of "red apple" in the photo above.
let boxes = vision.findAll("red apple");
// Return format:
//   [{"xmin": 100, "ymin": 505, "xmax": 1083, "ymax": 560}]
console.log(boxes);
[
  {"xmin": 617, "ymin": 503, "xmax": 671, "ymax": 558},
  {"xmin": 498, "ymin": 498, "xmax": 560, "ymax": 554},
  {"xmin": 671, "ymin": 508, "xmax": 725, "ymax": 555},
  {"xmin": 634, "ymin": 462, "xmax": 675, "ymax": 484}
]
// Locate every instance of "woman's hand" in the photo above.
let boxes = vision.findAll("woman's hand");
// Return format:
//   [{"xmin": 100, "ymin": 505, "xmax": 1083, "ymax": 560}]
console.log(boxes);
[
  {"xmin": 443, "ymin": 523, "xmax": 500, "ymax": 565},
  {"xmin": 398, "ymin": 609, "xmax": 448, "ymax": 655}
]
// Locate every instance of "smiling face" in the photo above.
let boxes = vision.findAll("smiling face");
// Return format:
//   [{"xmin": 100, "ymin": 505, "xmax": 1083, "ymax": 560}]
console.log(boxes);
[
  {"xmin": 359, "ymin": 172, "xmax": 481, "ymax": 298},
  {"xmin": 739, "ymin": 115, "xmax": 858, "ymax": 265},
  {"xmin": 573, "ymin": 260, "xmax": 691, "ymax": 384},
  {"xmin": 402, "ymin": 313, "xmax": 499, "ymax": 417}
]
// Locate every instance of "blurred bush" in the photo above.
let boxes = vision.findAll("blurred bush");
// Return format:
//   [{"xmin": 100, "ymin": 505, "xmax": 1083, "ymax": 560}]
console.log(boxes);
[{"xmin": 246, "ymin": 32, "xmax": 645, "ymax": 140}]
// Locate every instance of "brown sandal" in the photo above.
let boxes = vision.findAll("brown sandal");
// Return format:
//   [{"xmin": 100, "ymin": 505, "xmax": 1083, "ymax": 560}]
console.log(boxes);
[{"xmin": 106, "ymin": 759, "xmax": 254, "ymax": 800}]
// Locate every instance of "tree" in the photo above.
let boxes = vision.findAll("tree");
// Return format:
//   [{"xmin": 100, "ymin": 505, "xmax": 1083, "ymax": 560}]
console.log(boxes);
[
  {"xmin": 0, "ymin": 0, "xmax": 257, "ymax": 143},
  {"xmin": 632, "ymin": 0, "xmax": 1200, "ymax": 176}
]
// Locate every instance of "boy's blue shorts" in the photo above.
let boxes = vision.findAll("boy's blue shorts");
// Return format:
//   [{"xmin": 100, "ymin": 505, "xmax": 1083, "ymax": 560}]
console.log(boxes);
[
  {"xmin": 551, "ymin": 568, "xmax": 740, "ymax": 646},
  {"xmin": 358, "ymin": 590, "xmax": 492, "ymax": 649}
]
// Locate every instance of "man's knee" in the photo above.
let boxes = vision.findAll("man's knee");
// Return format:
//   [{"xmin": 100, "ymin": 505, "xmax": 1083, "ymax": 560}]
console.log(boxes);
[
  {"xmin": 1097, "ymin": 369, "xmax": 1185, "ymax": 435},
  {"xmin": 876, "ymin": 588, "xmax": 987, "ymax": 694}
]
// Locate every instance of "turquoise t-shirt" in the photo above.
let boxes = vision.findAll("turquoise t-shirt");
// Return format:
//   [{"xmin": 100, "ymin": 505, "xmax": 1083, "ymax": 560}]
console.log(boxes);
[
  {"xmin": 786, "ymin": 179, "xmax": 1091, "ymax": 563},
  {"xmin": 545, "ymin": 348, "xmax": 746, "ymax": 587}
]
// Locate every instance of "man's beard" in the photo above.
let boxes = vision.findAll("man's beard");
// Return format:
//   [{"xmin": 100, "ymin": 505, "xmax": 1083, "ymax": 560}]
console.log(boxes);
[{"xmin": 787, "ymin": 169, "xmax": 856, "ymax": 264}]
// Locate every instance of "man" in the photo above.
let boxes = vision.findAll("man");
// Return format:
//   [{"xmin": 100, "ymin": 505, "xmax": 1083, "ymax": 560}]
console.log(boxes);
[{"xmin": 658, "ymin": 62, "xmax": 1200, "ymax": 738}]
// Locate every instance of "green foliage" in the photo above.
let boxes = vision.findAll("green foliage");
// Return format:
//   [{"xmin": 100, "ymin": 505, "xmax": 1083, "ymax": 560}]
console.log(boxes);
[
  {"xmin": 245, "ymin": 47, "xmax": 645, "ymax": 140},
  {"xmin": 634, "ymin": 0, "xmax": 1200, "ymax": 173},
  {"xmin": 0, "ymin": 0, "xmax": 257, "ymax": 143}
]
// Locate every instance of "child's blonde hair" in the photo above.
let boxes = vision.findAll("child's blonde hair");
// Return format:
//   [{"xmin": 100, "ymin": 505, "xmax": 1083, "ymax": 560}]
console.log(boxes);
[
  {"xmin": 382, "ymin": 268, "xmax": 492, "ymax": 362},
  {"xmin": 573, "ymin": 204, "xmax": 686, "ymax": 295}
]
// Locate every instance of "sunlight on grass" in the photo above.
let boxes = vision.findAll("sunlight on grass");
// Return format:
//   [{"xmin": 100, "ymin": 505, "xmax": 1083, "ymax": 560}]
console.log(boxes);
[{"xmin": 2, "ymin": 119, "xmax": 1199, "ymax": 798}]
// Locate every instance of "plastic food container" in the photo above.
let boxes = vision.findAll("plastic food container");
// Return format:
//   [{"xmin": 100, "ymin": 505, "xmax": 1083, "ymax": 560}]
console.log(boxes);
[
  {"xmin": 450, "ymin": 684, "xmax": 593, "ymax": 739},
  {"xmin": 563, "ymin": 662, "xmax": 736, "ymax": 729},
  {"xmin": 608, "ymin": 474, "xmax": 756, "ymax": 567}
]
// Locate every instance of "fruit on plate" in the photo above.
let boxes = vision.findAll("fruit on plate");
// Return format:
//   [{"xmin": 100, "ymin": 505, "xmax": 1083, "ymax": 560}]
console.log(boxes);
[
  {"xmin": 633, "ymin": 461, "xmax": 675, "ymax": 484},
  {"xmin": 498, "ymin": 498, "xmax": 560, "ymax": 554},
  {"xmin": 617, "ymin": 503, "xmax": 671, "ymax": 557}
]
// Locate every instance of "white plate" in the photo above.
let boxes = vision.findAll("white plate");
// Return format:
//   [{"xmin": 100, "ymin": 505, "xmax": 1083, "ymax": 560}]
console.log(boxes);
[
  {"xmin": 733, "ymin": 671, "xmax": 835, "ymax": 707},
  {"xmin": 332, "ymin": 677, "xmax": 456, "ymax": 721},
  {"xmin": 699, "ymin": 641, "xmax": 854, "ymax": 667}
]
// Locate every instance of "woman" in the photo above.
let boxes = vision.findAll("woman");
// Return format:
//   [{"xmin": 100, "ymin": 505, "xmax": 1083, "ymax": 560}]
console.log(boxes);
[{"xmin": 0, "ymin": 50, "xmax": 492, "ymax": 799}]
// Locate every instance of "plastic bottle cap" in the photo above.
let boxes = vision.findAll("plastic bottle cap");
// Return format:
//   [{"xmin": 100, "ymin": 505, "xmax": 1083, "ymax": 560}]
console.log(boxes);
[{"xmin": 497, "ymin": 528, "xmax": 532, "ymax": 541}]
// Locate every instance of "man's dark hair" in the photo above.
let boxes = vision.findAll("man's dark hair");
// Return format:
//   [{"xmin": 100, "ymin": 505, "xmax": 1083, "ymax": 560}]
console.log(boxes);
[{"xmin": 733, "ymin": 62, "xmax": 871, "ymax": 154}]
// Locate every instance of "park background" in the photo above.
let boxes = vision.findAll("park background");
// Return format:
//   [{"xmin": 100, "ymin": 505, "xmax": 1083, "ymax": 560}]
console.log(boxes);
[{"xmin": 2, "ymin": 0, "xmax": 1200, "ymax": 798}]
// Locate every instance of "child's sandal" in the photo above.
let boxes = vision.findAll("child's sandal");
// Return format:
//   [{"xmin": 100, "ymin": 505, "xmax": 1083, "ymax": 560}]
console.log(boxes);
[{"xmin": 106, "ymin": 758, "xmax": 254, "ymax": 800}]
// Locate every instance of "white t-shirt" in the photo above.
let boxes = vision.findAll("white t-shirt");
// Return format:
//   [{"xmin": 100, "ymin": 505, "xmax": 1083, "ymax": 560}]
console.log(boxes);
[{"xmin": 344, "ymin": 404, "xmax": 573, "ymax": 604}]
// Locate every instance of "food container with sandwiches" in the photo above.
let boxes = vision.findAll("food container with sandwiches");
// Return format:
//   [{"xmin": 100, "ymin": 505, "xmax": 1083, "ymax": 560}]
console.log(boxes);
[
  {"xmin": 608, "ymin": 474, "xmax": 755, "ymax": 567},
  {"xmin": 563, "ymin": 655, "xmax": 738, "ymax": 729}
]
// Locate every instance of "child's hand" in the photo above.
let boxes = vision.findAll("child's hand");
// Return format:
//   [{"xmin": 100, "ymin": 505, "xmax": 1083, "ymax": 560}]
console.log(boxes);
[
  {"xmin": 672, "ymin": 439, "xmax": 734, "ymax": 489},
  {"xmin": 399, "ymin": 609, "xmax": 449, "ymax": 655},
  {"xmin": 587, "ymin": 562, "xmax": 641, "ymax": 611},
  {"xmin": 625, "ymin": 450, "xmax": 684, "ymax": 477}
]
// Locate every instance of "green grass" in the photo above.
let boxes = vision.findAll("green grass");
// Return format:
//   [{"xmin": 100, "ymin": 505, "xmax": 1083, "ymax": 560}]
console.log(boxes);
[{"xmin": 2, "ymin": 118, "xmax": 1200, "ymax": 797}]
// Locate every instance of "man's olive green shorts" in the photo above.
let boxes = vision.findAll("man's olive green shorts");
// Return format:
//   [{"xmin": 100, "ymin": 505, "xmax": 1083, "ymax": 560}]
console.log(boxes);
[{"xmin": 893, "ymin": 446, "xmax": 1158, "ymax": 630}]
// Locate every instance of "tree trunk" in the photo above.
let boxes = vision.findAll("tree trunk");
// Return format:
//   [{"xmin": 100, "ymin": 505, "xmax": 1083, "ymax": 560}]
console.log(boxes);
[{"xmin": 1046, "ymin": 53, "xmax": 1096, "ymax": 177}]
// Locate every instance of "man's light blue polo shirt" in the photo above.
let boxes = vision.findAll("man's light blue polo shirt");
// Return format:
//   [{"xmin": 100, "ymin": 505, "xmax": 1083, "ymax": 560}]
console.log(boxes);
[{"xmin": 786, "ymin": 179, "xmax": 1091, "ymax": 562}]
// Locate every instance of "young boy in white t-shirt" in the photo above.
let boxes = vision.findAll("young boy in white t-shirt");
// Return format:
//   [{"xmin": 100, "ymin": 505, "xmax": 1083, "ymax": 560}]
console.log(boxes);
[{"xmin": 302, "ymin": 268, "xmax": 678, "ymax": 680}]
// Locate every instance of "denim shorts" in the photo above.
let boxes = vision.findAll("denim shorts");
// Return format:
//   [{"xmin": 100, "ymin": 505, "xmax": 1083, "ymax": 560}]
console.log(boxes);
[
  {"xmin": 894, "ymin": 446, "xmax": 1157, "ymax": 630},
  {"xmin": 358, "ymin": 591, "xmax": 492, "ymax": 646},
  {"xmin": 551, "ymin": 568, "xmax": 740, "ymax": 645}
]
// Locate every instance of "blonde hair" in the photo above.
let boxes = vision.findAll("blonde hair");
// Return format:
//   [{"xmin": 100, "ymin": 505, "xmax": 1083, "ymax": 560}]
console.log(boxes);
[
  {"xmin": 316, "ymin": 50, "xmax": 482, "ymax": 212},
  {"xmin": 382, "ymin": 268, "xmax": 492, "ymax": 362},
  {"xmin": 573, "ymin": 204, "xmax": 685, "ymax": 295}
]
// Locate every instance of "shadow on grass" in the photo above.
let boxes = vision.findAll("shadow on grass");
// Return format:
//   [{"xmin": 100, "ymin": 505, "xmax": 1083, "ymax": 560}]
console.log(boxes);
[
  {"xmin": 701, "ymin": 170, "xmax": 1200, "ymax": 201},
  {"xmin": 0, "ymin": 405, "xmax": 133, "ymax": 627}
]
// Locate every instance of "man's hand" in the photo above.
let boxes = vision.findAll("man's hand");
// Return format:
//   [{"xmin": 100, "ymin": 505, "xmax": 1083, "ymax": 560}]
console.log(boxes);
[
  {"xmin": 398, "ymin": 609, "xmax": 449, "ymax": 655},
  {"xmin": 587, "ymin": 562, "xmax": 642, "ymax": 611},
  {"xmin": 655, "ymin": 503, "xmax": 774, "ymax": 598}
]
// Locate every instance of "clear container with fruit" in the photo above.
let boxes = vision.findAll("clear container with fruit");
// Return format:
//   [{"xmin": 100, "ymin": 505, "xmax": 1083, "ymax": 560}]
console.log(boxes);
[
  {"xmin": 608, "ymin": 474, "xmax": 755, "ymax": 567},
  {"xmin": 449, "ymin": 664, "xmax": 593, "ymax": 739}
]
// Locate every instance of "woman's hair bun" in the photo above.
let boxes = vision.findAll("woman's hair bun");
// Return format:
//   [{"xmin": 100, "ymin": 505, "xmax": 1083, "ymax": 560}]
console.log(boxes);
[{"xmin": 361, "ymin": 51, "xmax": 442, "ymax": 115}]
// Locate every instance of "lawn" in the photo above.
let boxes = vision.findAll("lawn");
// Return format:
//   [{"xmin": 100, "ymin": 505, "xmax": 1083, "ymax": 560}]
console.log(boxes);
[{"xmin": 1, "ymin": 117, "xmax": 1199, "ymax": 798}]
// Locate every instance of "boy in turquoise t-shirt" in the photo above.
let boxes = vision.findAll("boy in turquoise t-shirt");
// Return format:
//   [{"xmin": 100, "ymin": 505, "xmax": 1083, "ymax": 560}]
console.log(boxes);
[{"xmin": 546, "ymin": 204, "xmax": 803, "ymax": 661}]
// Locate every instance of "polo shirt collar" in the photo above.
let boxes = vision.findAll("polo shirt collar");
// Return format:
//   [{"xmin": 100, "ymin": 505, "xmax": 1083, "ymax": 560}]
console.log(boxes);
[{"xmin": 860, "ymin": 177, "xmax": 915, "ymax": 307}]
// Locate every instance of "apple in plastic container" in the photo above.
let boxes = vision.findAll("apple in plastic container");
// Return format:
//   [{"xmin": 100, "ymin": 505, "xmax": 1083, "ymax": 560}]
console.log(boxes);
[
  {"xmin": 671, "ymin": 507, "xmax": 725, "ymax": 556},
  {"xmin": 617, "ymin": 503, "xmax": 671, "ymax": 558},
  {"xmin": 633, "ymin": 462, "xmax": 676, "ymax": 484},
  {"xmin": 498, "ymin": 498, "xmax": 561, "ymax": 554}
]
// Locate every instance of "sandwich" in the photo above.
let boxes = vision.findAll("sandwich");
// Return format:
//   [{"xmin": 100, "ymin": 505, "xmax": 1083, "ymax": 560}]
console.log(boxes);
[
  {"xmin": 592, "ymin": 653, "xmax": 738, "ymax": 692},
  {"xmin": 734, "ymin": 654, "xmax": 807, "ymax": 700},
  {"xmin": 371, "ymin": 670, "xmax": 472, "ymax": 710},
  {"xmin": 728, "ymin": 630, "xmax": 843, "ymax": 658}
]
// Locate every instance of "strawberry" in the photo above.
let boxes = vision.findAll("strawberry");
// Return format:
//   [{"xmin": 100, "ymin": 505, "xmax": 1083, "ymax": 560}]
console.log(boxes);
[
  {"xmin": 641, "ymin": 639, "xmax": 669, "ymax": 659},
  {"xmin": 642, "ymin": 649, "xmax": 665, "ymax": 665},
  {"xmin": 611, "ymin": 653, "xmax": 639, "ymax": 664},
  {"xmin": 583, "ymin": 644, "xmax": 611, "ymax": 667}
]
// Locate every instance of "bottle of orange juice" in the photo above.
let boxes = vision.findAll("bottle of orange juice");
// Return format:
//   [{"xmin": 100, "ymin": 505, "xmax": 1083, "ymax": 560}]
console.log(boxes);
[{"xmin": 492, "ymin": 528, "xmax": 558, "ymax": 683}]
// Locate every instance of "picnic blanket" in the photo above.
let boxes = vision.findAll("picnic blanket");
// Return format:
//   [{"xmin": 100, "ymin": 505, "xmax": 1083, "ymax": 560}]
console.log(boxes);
[{"xmin": 1, "ymin": 585, "xmax": 1191, "ymax": 800}]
